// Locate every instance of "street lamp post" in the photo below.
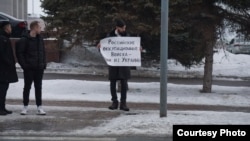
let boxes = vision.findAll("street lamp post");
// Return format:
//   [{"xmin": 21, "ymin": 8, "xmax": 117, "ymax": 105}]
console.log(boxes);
[{"xmin": 160, "ymin": 0, "xmax": 169, "ymax": 117}]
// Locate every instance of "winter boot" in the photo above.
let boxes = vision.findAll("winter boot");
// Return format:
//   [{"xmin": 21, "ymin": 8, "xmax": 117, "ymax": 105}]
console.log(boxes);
[
  {"xmin": 0, "ymin": 104, "xmax": 12, "ymax": 115},
  {"xmin": 120, "ymin": 102, "xmax": 130, "ymax": 111},
  {"xmin": 0, "ymin": 105, "xmax": 7, "ymax": 116},
  {"xmin": 4, "ymin": 108, "xmax": 12, "ymax": 114},
  {"xmin": 109, "ymin": 101, "xmax": 119, "ymax": 110},
  {"xmin": 0, "ymin": 109, "xmax": 7, "ymax": 116}
]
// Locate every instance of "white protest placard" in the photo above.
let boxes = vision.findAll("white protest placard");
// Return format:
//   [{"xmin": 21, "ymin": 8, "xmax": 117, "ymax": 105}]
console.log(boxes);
[{"xmin": 100, "ymin": 37, "xmax": 141, "ymax": 66}]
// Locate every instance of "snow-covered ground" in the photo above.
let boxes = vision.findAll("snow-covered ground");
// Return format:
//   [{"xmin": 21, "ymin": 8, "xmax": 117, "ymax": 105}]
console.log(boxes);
[
  {"xmin": 9, "ymin": 49, "xmax": 250, "ymax": 137},
  {"xmin": 7, "ymin": 79, "xmax": 250, "ymax": 107},
  {"xmin": 168, "ymin": 49, "xmax": 250, "ymax": 78},
  {"xmin": 71, "ymin": 110, "xmax": 250, "ymax": 137},
  {"xmin": 25, "ymin": 48, "xmax": 250, "ymax": 79},
  {"xmin": 5, "ymin": 79, "xmax": 250, "ymax": 136}
]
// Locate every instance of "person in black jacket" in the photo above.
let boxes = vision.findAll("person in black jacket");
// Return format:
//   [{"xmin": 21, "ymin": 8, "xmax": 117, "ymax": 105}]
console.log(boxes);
[
  {"xmin": 0, "ymin": 21, "xmax": 18, "ymax": 116},
  {"xmin": 16, "ymin": 21, "xmax": 46, "ymax": 115},
  {"xmin": 98, "ymin": 19, "xmax": 131, "ymax": 111}
]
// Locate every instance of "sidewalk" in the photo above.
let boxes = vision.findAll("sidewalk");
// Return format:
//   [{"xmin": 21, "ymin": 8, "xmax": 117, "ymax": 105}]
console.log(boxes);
[
  {"xmin": 5, "ymin": 62, "xmax": 250, "ymax": 140},
  {"xmin": 1, "ymin": 100, "xmax": 170, "ymax": 141},
  {"xmin": 1, "ymin": 100, "xmax": 250, "ymax": 139},
  {"xmin": 2, "ymin": 75, "xmax": 250, "ymax": 140}
]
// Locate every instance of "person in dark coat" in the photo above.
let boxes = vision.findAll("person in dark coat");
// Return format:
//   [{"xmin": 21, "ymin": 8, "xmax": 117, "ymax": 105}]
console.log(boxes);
[
  {"xmin": 98, "ymin": 19, "xmax": 131, "ymax": 111},
  {"xmin": 16, "ymin": 21, "xmax": 46, "ymax": 115},
  {"xmin": 0, "ymin": 21, "xmax": 18, "ymax": 116}
]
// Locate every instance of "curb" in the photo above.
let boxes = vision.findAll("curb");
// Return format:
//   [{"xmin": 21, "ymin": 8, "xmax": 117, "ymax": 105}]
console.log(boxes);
[{"xmin": 16, "ymin": 67, "xmax": 250, "ymax": 80}]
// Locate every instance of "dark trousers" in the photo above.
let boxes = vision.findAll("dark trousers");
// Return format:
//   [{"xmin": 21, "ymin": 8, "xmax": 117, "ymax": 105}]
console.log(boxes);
[
  {"xmin": 0, "ymin": 83, "xmax": 9, "ymax": 110},
  {"xmin": 110, "ymin": 79, "xmax": 127, "ymax": 102},
  {"xmin": 23, "ymin": 69, "xmax": 44, "ymax": 106}
]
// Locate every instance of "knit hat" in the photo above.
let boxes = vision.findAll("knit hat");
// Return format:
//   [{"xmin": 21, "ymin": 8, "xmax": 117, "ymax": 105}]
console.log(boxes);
[
  {"xmin": 116, "ymin": 19, "xmax": 126, "ymax": 27},
  {"xmin": 0, "ymin": 21, "xmax": 11, "ymax": 29}
]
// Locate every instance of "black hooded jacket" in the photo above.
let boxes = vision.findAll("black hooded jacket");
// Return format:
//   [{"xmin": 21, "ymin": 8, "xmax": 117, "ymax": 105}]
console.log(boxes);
[
  {"xmin": 0, "ymin": 30, "xmax": 18, "ymax": 83},
  {"xmin": 16, "ymin": 32, "xmax": 46, "ymax": 70}
]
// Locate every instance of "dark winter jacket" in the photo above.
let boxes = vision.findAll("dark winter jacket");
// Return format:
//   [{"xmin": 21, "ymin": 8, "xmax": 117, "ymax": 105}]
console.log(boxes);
[
  {"xmin": 0, "ymin": 30, "xmax": 18, "ymax": 83},
  {"xmin": 107, "ymin": 29, "xmax": 131, "ymax": 80},
  {"xmin": 15, "ymin": 33, "xmax": 46, "ymax": 70}
]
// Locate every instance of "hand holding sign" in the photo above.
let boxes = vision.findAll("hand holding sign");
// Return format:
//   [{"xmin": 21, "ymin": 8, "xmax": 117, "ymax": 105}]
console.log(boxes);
[{"xmin": 100, "ymin": 37, "xmax": 141, "ymax": 66}]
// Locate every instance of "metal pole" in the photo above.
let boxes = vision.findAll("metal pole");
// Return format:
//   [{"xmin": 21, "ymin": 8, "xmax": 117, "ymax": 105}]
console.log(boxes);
[{"xmin": 160, "ymin": 0, "xmax": 169, "ymax": 117}]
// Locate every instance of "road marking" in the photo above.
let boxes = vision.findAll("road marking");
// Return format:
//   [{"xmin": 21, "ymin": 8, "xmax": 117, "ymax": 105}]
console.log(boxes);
[{"xmin": 0, "ymin": 136, "xmax": 117, "ymax": 141}]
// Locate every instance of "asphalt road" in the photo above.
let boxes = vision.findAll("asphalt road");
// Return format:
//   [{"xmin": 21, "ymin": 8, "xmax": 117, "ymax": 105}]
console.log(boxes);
[
  {"xmin": 17, "ymin": 72, "xmax": 250, "ymax": 87},
  {"xmin": 0, "ymin": 136, "xmax": 170, "ymax": 141}
]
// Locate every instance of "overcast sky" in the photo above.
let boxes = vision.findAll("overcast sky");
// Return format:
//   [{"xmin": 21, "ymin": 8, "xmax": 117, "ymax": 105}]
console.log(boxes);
[{"xmin": 27, "ymin": 0, "xmax": 44, "ymax": 16}]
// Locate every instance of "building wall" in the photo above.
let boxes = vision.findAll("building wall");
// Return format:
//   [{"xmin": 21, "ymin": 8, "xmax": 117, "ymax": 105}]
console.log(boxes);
[
  {"xmin": 10, "ymin": 38, "xmax": 60, "ymax": 63},
  {"xmin": 0, "ymin": 0, "xmax": 27, "ymax": 20}
]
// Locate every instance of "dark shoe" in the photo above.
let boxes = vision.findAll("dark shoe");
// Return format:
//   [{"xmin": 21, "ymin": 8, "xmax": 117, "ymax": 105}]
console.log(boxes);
[
  {"xmin": 4, "ymin": 109, "xmax": 13, "ymax": 114},
  {"xmin": 0, "ymin": 110, "xmax": 7, "ymax": 116},
  {"xmin": 109, "ymin": 101, "xmax": 119, "ymax": 110},
  {"xmin": 120, "ymin": 102, "xmax": 130, "ymax": 111}
]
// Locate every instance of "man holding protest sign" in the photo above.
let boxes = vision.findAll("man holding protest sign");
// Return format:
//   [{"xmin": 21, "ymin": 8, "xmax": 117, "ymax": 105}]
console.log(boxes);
[{"xmin": 98, "ymin": 19, "xmax": 141, "ymax": 111}]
